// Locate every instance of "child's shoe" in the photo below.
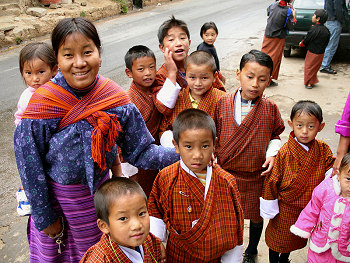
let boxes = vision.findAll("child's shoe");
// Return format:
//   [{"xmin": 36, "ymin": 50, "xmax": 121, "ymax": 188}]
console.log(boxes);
[{"xmin": 16, "ymin": 188, "xmax": 31, "ymax": 216}]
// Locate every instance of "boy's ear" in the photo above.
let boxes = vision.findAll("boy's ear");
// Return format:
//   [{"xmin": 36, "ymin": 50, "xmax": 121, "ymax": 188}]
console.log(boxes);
[
  {"xmin": 288, "ymin": 120, "xmax": 294, "ymax": 130},
  {"xmin": 316, "ymin": 16, "xmax": 321, "ymax": 22},
  {"xmin": 172, "ymin": 139, "xmax": 180, "ymax": 154},
  {"xmin": 125, "ymin": 68, "xmax": 133, "ymax": 79},
  {"xmin": 235, "ymin": 69, "xmax": 241, "ymax": 81},
  {"xmin": 159, "ymin": 43, "xmax": 165, "ymax": 53},
  {"xmin": 97, "ymin": 219, "xmax": 110, "ymax": 235},
  {"xmin": 318, "ymin": 121, "xmax": 325, "ymax": 132}
]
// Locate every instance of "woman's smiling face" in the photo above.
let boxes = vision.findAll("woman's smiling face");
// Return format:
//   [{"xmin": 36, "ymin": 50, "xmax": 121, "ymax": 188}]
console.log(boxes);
[{"xmin": 57, "ymin": 32, "xmax": 101, "ymax": 90}]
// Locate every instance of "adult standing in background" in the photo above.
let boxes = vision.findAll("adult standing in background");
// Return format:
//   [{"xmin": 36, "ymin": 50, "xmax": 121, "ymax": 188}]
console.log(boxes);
[{"xmin": 319, "ymin": 0, "xmax": 348, "ymax": 74}]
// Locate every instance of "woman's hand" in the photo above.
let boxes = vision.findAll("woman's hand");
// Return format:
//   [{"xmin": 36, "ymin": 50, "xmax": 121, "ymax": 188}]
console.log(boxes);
[
  {"xmin": 332, "ymin": 135, "xmax": 350, "ymax": 176},
  {"xmin": 43, "ymin": 217, "xmax": 63, "ymax": 238}
]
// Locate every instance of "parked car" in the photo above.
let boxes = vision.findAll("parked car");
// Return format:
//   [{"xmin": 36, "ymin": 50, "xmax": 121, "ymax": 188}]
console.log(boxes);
[{"xmin": 284, "ymin": 0, "xmax": 350, "ymax": 57}]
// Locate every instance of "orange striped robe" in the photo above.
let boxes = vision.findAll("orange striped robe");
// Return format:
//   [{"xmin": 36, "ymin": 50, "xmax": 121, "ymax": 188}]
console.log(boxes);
[
  {"xmin": 148, "ymin": 162, "xmax": 244, "ymax": 262},
  {"xmin": 80, "ymin": 233, "xmax": 162, "ymax": 263},
  {"xmin": 215, "ymin": 88, "xmax": 285, "ymax": 220},
  {"xmin": 159, "ymin": 86, "xmax": 225, "ymax": 137},
  {"xmin": 262, "ymin": 132, "xmax": 334, "ymax": 253}
]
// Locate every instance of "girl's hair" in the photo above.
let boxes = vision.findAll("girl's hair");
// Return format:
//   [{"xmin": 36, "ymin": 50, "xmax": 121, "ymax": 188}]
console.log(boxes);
[
  {"xmin": 19, "ymin": 42, "xmax": 57, "ymax": 76},
  {"xmin": 240, "ymin": 49, "xmax": 274, "ymax": 75},
  {"xmin": 51, "ymin": 17, "xmax": 101, "ymax": 57},
  {"xmin": 200, "ymin": 22, "xmax": 218, "ymax": 38},
  {"xmin": 290, "ymin": 100, "xmax": 323, "ymax": 123},
  {"xmin": 340, "ymin": 153, "xmax": 350, "ymax": 174}
]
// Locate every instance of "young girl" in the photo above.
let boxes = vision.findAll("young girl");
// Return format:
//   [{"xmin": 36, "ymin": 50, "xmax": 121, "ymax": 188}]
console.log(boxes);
[
  {"xmin": 260, "ymin": 100, "xmax": 334, "ymax": 263},
  {"xmin": 14, "ymin": 42, "xmax": 58, "ymax": 216},
  {"xmin": 261, "ymin": 0, "xmax": 296, "ymax": 86},
  {"xmin": 14, "ymin": 17, "xmax": 178, "ymax": 262},
  {"xmin": 197, "ymin": 21, "xmax": 226, "ymax": 84},
  {"xmin": 299, "ymin": 9, "xmax": 330, "ymax": 89},
  {"xmin": 291, "ymin": 153, "xmax": 350, "ymax": 262}
]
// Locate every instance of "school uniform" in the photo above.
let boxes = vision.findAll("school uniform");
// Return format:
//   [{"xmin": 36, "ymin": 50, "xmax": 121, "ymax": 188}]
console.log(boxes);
[
  {"xmin": 148, "ymin": 160, "xmax": 244, "ymax": 263},
  {"xmin": 261, "ymin": 132, "xmax": 334, "ymax": 253}
]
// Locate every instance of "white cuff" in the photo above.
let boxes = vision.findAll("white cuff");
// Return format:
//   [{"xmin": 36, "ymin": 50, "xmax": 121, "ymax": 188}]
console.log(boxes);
[
  {"xmin": 290, "ymin": 225, "xmax": 311, "ymax": 239},
  {"xmin": 221, "ymin": 244, "xmax": 244, "ymax": 263},
  {"xmin": 260, "ymin": 197, "xmax": 279, "ymax": 219},
  {"xmin": 160, "ymin": 130, "xmax": 175, "ymax": 148},
  {"xmin": 150, "ymin": 216, "xmax": 167, "ymax": 242},
  {"xmin": 325, "ymin": 168, "xmax": 333, "ymax": 178},
  {"xmin": 121, "ymin": 163, "xmax": 138, "ymax": 177},
  {"xmin": 266, "ymin": 139, "xmax": 282, "ymax": 158},
  {"xmin": 156, "ymin": 78, "xmax": 181, "ymax": 109}
]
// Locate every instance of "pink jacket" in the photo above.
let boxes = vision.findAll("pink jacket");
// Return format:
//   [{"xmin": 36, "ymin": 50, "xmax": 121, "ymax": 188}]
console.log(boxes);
[
  {"xmin": 290, "ymin": 176, "xmax": 350, "ymax": 262},
  {"xmin": 14, "ymin": 86, "xmax": 36, "ymax": 126}
]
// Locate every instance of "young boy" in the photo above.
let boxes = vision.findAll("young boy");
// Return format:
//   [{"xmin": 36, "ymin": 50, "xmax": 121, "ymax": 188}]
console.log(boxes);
[
  {"xmin": 80, "ymin": 177, "xmax": 165, "ymax": 263},
  {"xmin": 155, "ymin": 15, "xmax": 225, "ymax": 101},
  {"xmin": 261, "ymin": 100, "xmax": 334, "ymax": 263},
  {"xmin": 148, "ymin": 109, "xmax": 244, "ymax": 262},
  {"xmin": 299, "ymin": 9, "xmax": 330, "ymax": 89},
  {"xmin": 214, "ymin": 50, "xmax": 285, "ymax": 263},
  {"xmin": 159, "ymin": 50, "xmax": 225, "ymax": 147}
]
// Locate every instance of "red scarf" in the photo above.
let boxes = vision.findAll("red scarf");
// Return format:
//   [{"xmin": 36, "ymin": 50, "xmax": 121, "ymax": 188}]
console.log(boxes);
[{"xmin": 23, "ymin": 75, "xmax": 131, "ymax": 170}]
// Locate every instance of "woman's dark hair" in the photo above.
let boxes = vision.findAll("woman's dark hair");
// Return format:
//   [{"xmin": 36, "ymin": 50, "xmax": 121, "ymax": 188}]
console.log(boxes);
[
  {"xmin": 51, "ymin": 17, "xmax": 101, "ymax": 57},
  {"xmin": 124, "ymin": 45, "xmax": 156, "ymax": 71},
  {"xmin": 19, "ymin": 42, "xmax": 57, "ymax": 76},
  {"xmin": 314, "ymin": 9, "xmax": 328, "ymax": 24},
  {"xmin": 290, "ymin": 100, "xmax": 323, "ymax": 123},
  {"xmin": 200, "ymin": 22, "xmax": 218, "ymax": 38},
  {"xmin": 240, "ymin": 49, "xmax": 274, "ymax": 75}
]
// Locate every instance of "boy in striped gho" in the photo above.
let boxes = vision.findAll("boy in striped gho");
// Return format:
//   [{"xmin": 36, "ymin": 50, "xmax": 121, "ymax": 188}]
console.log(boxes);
[{"xmin": 148, "ymin": 109, "xmax": 244, "ymax": 262}]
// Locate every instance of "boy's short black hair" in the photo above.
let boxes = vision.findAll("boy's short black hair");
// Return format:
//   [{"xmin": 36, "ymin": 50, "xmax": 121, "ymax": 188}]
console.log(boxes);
[
  {"xmin": 290, "ymin": 100, "xmax": 323, "ymax": 123},
  {"xmin": 240, "ymin": 49, "xmax": 274, "ymax": 75},
  {"xmin": 185, "ymin": 50, "xmax": 217, "ymax": 73},
  {"xmin": 200, "ymin": 22, "xmax": 218, "ymax": 37},
  {"xmin": 173, "ymin": 108, "xmax": 216, "ymax": 144},
  {"xmin": 314, "ymin": 9, "xmax": 328, "ymax": 24},
  {"xmin": 94, "ymin": 177, "xmax": 146, "ymax": 225},
  {"xmin": 124, "ymin": 45, "xmax": 156, "ymax": 71},
  {"xmin": 158, "ymin": 15, "xmax": 190, "ymax": 45}
]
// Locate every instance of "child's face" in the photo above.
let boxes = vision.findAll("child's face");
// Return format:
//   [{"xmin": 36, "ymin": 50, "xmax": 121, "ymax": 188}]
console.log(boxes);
[
  {"xmin": 57, "ymin": 32, "xmax": 102, "ymax": 90},
  {"xmin": 288, "ymin": 111, "xmax": 325, "ymax": 147},
  {"xmin": 312, "ymin": 14, "xmax": 320, "ymax": 24},
  {"xmin": 338, "ymin": 165, "xmax": 350, "ymax": 199},
  {"xmin": 173, "ymin": 128, "xmax": 214, "ymax": 174},
  {"xmin": 159, "ymin": 26, "xmax": 191, "ymax": 64},
  {"xmin": 236, "ymin": 61, "xmax": 271, "ymax": 101},
  {"xmin": 22, "ymin": 58, "xmax": 57, "ymax": 89},
  {"xmin": 98, "ymin": 192, "xmax": 150, "ymax": 249},
  {"xmin": 186, "ymin": 63, "xmax": 216, "ymax": 101},
  {"xmin": 125, "ymin": 56, "xmax": 156, "ymax": 91},
  {"xmin": 202, "ymin": 28, "xmax": 217, "ymax": 46}
]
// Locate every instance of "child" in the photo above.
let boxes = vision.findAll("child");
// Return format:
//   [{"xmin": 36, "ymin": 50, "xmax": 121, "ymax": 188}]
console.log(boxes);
[
  {"xmin": 299, "ymin": 9, "xmax": 330, "ymax": 89},
  {"xmin": 14, "ymin": 42, "xmax": 58, "ymax": 216},
  {"xmin": 261, "ymin": 100, "xmax": 334, "ymax": 263},
  {"xmin": 80, "ymin": 177, "xmax": 166, "ymax": 262},
  {"xmin": 158, "ymin": 50, "xmax": 225, "ymax": 147},
  {"xmin": 148, "ymin": 109, "xmax": 244, "ymax": 262},
  {"xmin": 155, "ymin": 15, "xmax": 225, "ymax": 96},
  {"xmin": 290, "ymin": 152, "xmax": 350, "ymax": 263},
  {"xmin": 197, "ymin": 21, "xmax": 226, "ymax": 84},
  {"xmin": 261, "ymin": 0, "xmax": 296, "ymax": 86},
  {"xmin": 215, "ymin": 50, "xmax": 285, "ymax": 263}
]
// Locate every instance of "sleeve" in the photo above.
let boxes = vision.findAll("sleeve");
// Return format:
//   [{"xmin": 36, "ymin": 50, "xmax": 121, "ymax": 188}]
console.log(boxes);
[
  {"xmin": 221, "ymin": 245, "xmax": 244, "ymax": 263},
  {"xmin": 335, "ymin": 91, "xmax": 350, "ymax": 137},
  {"xmin": 335, "ymin": 0, "xmax": 348, "ymax": 25},
  {"xmin": 156, "ymin": 78, "xmax": 181, "ymax": 110},
  {"xmin": 14, "ymin": 119, "xmax": 59, "ymax": 231},
  {"xmin": 14, "ymin": 89, "xmax": 33, "ymax": 126},
  {"xmin": 286, "ymin": 7, "xmax": 296, "ymax": 31},
  {"xmin": 290, "ymin": 183, "xmax": 323, "ymax": 238},
  {"xmin": 271, "ymin": 102, "xmax": 285, "ymax": 140},
  {"xmin": 266, "ymin": 139, "xmax": 282, "ymax": 158},
  {"xmin": 302, "ymin": 27, "xmax": 317, "ymax": 47},
  {"xmin": 116, "ymin": 104, "xmax": 179, "ymax": 170},
  {"xmin": 323, "ymin": 142, "xmax": 335, "ymax": 171}
]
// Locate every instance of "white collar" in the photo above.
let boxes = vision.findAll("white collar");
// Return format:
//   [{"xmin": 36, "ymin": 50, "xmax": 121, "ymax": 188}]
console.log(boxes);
[
  {"xmin": 293, "ymin": 136, "xmax": 309, "ymax": 152},
  {"xmin": 119, "ymin": 245, "xmax": 144, "ymax": 262},
  {"xmin": 180, "ymin": 159, "xmax": 212, "ymax": 200}
]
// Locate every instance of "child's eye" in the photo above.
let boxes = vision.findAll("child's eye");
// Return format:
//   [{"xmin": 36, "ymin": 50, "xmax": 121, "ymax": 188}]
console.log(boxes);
[
  {"xmin": 139, "ymin": 211, "xmax": 148, "ymax": 216},
  {"xmin": 63, "ymin": 53, "xmax": 72, "ymax": 58},
  {"xmin": 309, "ymin": 125, "xmax": 314, "ymax": 129},
  {"xmin": 247, "ymin": 76, "xmax": 253, "ymax": 79},
  {"xmin": 202, "ymin": 145, "xmax": 209, "ymax": 149},
  {"xmin": 202, "ymin": 77, "xmax": 208, "ymax": 80},
  {"xmin": 185, "ymin": 145, "xmax": 192, "ymax": 149},
  {"xmin": 150, "ymin": 65, "xmax": 155, "ymax": 69},
  {"xmin": 119, "ymin": 217, "xmax": 127, "ymax": 221},
  {"xmin": 39, "ymin": 71, "xmax": 45, "ymax": 74},
  {"xmin": 84, "ymin": 50, "xmax": 92, "ymax": 55},
  {"xmin": 24, "ymin": 72, "xmax": 31, "ymax": 75},
  {"xmin": 137, "ymin": 68, "xmax": 144, "ymax": 72}
]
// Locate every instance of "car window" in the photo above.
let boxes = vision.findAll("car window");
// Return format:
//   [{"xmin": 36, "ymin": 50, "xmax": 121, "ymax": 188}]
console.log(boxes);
[{"xmin": 293, "ymin": 0, "xmax": 324, "ymax": 9}]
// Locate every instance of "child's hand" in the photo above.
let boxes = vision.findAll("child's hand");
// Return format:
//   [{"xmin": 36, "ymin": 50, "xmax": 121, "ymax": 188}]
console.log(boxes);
[
  {"xmin": 261, "ymin": 156, "xmax": 275, "ymax": 175},
  {"xmin": 160, "ymin": 242, "xmax": 167, "ymax": 263},
  {"xmin": 164, "ymin": 47, "xmax": 177, "ymax": 85},
  {"xmin": 208, "ymin": 153, "xmax": 217, "ymax": 167}
]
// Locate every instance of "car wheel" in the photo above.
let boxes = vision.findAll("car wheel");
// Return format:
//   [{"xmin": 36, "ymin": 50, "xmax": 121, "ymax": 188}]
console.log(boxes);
[{"xmin": 284, "ymin": 46, "xmax": 292, "ymax": 57}]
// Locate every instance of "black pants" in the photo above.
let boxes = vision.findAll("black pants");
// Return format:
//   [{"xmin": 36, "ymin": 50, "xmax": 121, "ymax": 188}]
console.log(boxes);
[{"xmin": 269, "ymin": 249, "xmax": 290, "ymax": 263}]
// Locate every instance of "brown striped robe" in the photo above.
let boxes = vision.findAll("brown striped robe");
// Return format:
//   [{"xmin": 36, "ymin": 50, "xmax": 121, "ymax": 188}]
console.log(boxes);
[
  {"xmin": 80, "ymin": 233, "xmax": 163, "ymax": 263},
  {"xmin": 215, "ymin": 89, "xmax": 285, "ymax": 220},
  {"xmin": 148, "ymin": 162, "xmax": 244, "ymax": 262},
  {"xmin": 159, "ymin": 86, "xmax": 225, "ymax": 137},
  {"xmin": 262, "ymin": 132, "xmax": 334, "ymax": 253},
  {"xmin": 304, "ymin": 51, "xmax": 324, "ymax": 86},
  {"xmin": 261, "ymin": 36, "xmax": 285, "ymax": 80}
]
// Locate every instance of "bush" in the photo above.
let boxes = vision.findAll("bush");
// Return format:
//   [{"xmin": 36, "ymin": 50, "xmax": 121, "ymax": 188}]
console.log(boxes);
[{"xmin": 112, "ymin": 0, "xmax": 128, "ymax": 13}]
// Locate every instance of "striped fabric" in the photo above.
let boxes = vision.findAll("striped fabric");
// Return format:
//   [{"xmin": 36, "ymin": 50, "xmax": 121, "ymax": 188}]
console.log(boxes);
[
  {"xmin": 261, "ymin": 36, "xmax": 285, "ymax": 80},
  {"xmin": 28, "ymin": 175, "xmax": 109, "ymax": 263},
  {"xmin": 241, "ymin": 99, "xmax": 255, "ymax": 121},
  {"xmin": 22, "ymin": 75, "xmax": 130, "ymax": 170},
  {"xmin": 304, "ymin": 51, "xmax": 324, "ymax": 86},
  {"xmin": 80, "ymin": 233, "xmax": 163, "ymax": 263},
  {"xmin": 215, "ymin": 89, "xmax": 284, "ymax": 220},
  {"xmin": 262, "ymin": 132, "xmax": 334, "ymax": 253},
  {"xmin": 159, "ymin": 86, "xmax": 225, "ymax": 137},
  {"xmin": 148, "ymin": 162, "xmax": 244, "ymax": 262},
  {"xmin": 195, "ymin": 172, "xmax": 206, "ymax": 186},
  {"xmin": 156, "ymin": 63, "xmax": 226, "ymax": 92}
]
